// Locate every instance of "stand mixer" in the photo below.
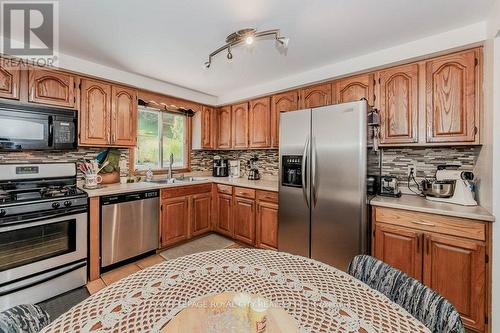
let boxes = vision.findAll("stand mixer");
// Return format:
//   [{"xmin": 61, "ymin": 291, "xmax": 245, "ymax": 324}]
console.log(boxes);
[{"xmin": 424, "ymin": 166, "xmax": 477, "ymax": 206}]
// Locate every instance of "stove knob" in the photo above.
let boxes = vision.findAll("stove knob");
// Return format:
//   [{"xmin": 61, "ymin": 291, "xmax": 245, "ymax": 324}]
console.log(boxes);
[
  {"xmin": 0, "ymin": 209, "xmax": 6, "ymax": 217},
  {"xmin": 52, "ymin": 202, "xmax": 60, "ymax": 209},
  {"xmin": 64, "ymin": 200, "xmax": 72, "ymax": 207}
]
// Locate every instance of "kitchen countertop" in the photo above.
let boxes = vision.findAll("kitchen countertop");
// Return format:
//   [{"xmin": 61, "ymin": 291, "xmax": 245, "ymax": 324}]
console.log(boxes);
[
  {"xmin": 82, "ymin": 176, "xmax": 278, "ymax": 197},
  {"xmin": 370, "ymin": 195, "xmax": 495, "ymax": 222}
]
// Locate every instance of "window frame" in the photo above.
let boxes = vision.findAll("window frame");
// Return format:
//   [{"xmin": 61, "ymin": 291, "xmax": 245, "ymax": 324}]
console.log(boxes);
[{"xmin": 130, "ymin": 106, "xmax": 192, "ymax": 175}]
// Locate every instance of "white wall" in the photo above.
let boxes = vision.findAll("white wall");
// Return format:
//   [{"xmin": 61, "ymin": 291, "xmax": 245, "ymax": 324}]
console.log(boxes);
[{"xmin": 485, "ymin": 0, "xmax": 500, "ymax": 330}]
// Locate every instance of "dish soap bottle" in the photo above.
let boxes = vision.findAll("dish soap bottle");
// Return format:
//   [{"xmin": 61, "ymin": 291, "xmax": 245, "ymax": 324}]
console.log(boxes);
[{"xmin": 145, "ymin": 166, "xmax": 154, "ymax": 182}]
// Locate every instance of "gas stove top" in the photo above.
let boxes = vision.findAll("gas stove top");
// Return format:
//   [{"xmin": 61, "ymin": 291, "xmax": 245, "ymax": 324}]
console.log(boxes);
[{"xmin": 0, "ymin": 163, "xmax": 88, "ymax": 219}]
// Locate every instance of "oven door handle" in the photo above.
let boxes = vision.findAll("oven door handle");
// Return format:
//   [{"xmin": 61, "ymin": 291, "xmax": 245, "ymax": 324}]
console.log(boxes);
[
  {"xmin": 0, "ymin": 260, "xmax": 86, "ymax": 297},
  {"xmin": 0, "ymin": 210, "xmax": 87, "ymax": 231}
]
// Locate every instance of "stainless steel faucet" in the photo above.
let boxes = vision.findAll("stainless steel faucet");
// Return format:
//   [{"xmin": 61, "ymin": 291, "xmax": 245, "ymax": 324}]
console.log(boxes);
[{"xmin": 167, "ymin": 153, "xmax": 174, "ymax": 181}]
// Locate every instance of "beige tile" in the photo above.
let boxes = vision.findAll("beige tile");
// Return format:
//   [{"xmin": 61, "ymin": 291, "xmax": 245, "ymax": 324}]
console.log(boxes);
[
  {"xmin": 86, "ymin": 278, "xmax": 107, "ymax": 295},
  {"xmin": 101, "ymin": 263, "xmax": 141, "ymax": 286},
  {"xmin": 135, "ymin": 254, "xmax": 165, "ymax": 269}
]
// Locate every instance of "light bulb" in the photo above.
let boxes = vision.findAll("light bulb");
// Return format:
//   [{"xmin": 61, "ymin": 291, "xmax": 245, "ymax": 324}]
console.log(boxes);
[{"xmin": 245, "ymin": 36, "xmax": 254, "ymax": 45}]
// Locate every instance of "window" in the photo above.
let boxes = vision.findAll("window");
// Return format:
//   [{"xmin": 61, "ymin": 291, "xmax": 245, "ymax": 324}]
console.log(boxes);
[{"xmin": 135, "ymin": 107, "xmax": 188, "ymax": 170}]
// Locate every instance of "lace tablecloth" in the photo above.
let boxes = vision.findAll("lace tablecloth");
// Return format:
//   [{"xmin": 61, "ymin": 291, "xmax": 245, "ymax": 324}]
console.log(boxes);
[{"xmin": 41, "ymin": 249, "xmax": 429, "ymax": 333}]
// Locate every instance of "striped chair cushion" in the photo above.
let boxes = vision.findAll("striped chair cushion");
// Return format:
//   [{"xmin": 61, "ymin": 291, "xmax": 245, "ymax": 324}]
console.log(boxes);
[
  {"xmin": 0, "ymin": 304, "xmax": 50, "ymax": 333},
  {"xmin": 348, "ymin": 255, "xmax": 464, "ymax": 333}
]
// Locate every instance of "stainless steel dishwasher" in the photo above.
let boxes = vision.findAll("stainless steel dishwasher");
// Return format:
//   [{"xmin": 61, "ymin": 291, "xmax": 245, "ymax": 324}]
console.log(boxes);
[{"xmin": 100, "ymin": 190, "xmax": 159, "ymax": 268}]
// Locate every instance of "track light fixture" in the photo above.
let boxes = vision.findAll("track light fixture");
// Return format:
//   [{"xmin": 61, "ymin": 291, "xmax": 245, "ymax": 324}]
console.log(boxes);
[{"xmin": 204, "ymin": 28, "xmax": 289, "ymax": 69}]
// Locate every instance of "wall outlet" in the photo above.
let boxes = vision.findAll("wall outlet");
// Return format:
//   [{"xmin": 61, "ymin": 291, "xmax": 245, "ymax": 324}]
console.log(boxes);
[{"xmin": 407, "ymin": 165, "xmax": 417, "ymax": 177}]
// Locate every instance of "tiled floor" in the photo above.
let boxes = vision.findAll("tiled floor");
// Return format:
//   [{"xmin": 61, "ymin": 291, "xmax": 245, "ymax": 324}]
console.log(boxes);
[{"xmin": 87, "ymin": 234, "xmax": 239, "ymax": 295}]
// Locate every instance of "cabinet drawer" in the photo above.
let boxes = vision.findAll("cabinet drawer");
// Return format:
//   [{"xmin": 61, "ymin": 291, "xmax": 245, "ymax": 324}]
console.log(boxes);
[
  {"xmin": 256, "ymin": 190, "xmax": 278, "ymax": 203},
  {"xmin": 217, "ymin": 184, "xmax": 233, "ymax": 195},
  {"xmin": 234, "ymin": 187, "xmax": 256, "ymax": 199},
  {"xmin": 375, "ymin": 207, "xmax": 486, "ymax": 241},
  {"xmin": 161, "ymin": 184, "xmax": 212, "ymax": 199}
]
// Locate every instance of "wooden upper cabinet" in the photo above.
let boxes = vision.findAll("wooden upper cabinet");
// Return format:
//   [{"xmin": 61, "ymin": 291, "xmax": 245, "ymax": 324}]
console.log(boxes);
[
  {"xmin": 271, "ymin": 90, "xmax": 298, "ymax": 148},
  {"xmin": 233, "ymin": 196, "xmax": 256, "ymax": 245},
  {"xmin": 191, "ymin": 193, "xmax": 212, "ymax": 237},
  {"xmin": 161, "ymin": 196, "xmax": 190, "ymax": 247},
  {"xmin": 334, "ymin": 73, "xmax": 374, "ymax": 106},
  {"xmin": 111, "ymin": 85, "xmax": 137, "ymax": 147},
  {"xmin": 217, "ymin": 106, "xmax": 232, "ymax": 149},
  {"xmin": 378, "ymin": 64, "xmax": 419, "ymax": 144},
  {"xmin": 231, "ymin": 102, "xmax": 249, "ymax": 149},
  {"xmin": 249, "ymin": 97, "xmax": 271, "ymax": 148},
  {"xmin": 423, "ymin": 233, "xmax": 485, "ymax": 331},
  {"xmin": 79, "ymin": 79, "xmax": 111, "ymax": 146},
  {"xmin": 374, "ymin": 223, "xmax": 422, "ymax": 280},
  {"xmin": 0, "ymin": 59, "xmax": 20, "ymax": 100},
  {"xmin": 28, "ymin": 68, "xmax": 76, "ymax": 108},
  {"xmin": 201, "ymin": 106, "xmax": 216, "ymax": 149},
  {"xmin": 299, "ymin": 83, "xmax": 331, "ymax": 108},
  {"xmin": 426, "ymin": 50, "xmax": 478, "ymax": 143}
]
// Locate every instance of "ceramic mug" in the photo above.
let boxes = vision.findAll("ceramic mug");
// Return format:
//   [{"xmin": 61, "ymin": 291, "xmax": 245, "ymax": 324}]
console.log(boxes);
[{"xmin": 85, "ymin": 174, "xmax": 102, "ymax": 189}]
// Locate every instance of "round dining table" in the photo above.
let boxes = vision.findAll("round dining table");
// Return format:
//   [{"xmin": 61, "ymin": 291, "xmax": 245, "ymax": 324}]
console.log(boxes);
[{"xmin": 41, "ymin": 249, "xmax": 430, "ymax": 333}]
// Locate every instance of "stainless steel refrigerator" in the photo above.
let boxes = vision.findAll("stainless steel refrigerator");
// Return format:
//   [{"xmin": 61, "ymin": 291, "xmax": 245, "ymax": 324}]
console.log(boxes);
[{"xmin": 278, "ymin": 100, "xmax": 368, "ymax": 271}]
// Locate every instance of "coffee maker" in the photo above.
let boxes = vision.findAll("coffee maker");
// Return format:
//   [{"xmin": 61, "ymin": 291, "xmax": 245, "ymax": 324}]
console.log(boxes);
[
  {"xmin": 228, "ymin": 160, "xmax": 240, "ymax": 178},
  {"xmin": 246, "ymin": 156, "xmax": 260, "ymax": 180},
  {"xmin": 213, "ymin": 155, "xmax": 228, "ymax": 177}
]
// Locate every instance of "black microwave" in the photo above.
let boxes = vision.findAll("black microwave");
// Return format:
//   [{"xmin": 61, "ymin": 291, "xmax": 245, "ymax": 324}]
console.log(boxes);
[{"xmin": 0, "ymin": 101, "xmax": 77, "ymax": 151}]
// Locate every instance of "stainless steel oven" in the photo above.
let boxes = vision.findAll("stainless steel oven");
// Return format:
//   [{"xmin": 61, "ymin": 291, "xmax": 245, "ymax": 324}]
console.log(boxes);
[
  {"xmin": 0, "ymin": 209, "xmax": 87, "ymax": 310},
  {"xmin": 0, "ymin": 101, "xmax": 77, "ymax": 151}
]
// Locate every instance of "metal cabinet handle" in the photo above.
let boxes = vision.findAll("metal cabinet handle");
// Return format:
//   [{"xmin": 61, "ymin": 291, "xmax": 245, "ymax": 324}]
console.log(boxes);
[
  {"xmin": 301, "ymin": 135, "xmax": 310, "ymax": 208},
  {"xmin": 411, "ymin": 220, "xmax": 435, "ymax": 227}
]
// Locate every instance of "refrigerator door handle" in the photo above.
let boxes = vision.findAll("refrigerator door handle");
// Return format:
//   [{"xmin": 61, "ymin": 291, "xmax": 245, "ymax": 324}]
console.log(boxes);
[
  {"xmin": 302, "ymin": 135, "xmax": 310, "ymax": 208},
  {"xmin": 311, "ymin": 136, "xmax": 318, "ymax": 207}
]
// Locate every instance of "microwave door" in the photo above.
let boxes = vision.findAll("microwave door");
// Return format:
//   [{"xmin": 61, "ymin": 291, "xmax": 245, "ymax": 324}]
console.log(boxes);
[{"xmin": 0, "ymin": 110, "xmax": 50, "ymax": 150}]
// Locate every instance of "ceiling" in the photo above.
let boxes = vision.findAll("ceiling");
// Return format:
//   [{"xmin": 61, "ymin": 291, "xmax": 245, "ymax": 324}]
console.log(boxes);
[{"xmin": 58, "ymin": 0, "xmax": 493, "ymax": 99}]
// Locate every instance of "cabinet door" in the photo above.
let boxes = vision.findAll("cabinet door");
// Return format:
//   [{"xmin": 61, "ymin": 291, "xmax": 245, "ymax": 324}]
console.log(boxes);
[
  {"xmin": 249, "ymin": 97, "xmax": 271, "ymax": 148},
  {"xmin": 216, "ymin": 193, "xmax": 233, "ymax": 237},
  {"xmin": 79, "ymin": 79, "xmax": 111, "ymax": 146},
  {"xmin": 334, "ymin": 73, "xmax": 374, "ymax": 105},
  {"xmin": 111, "ymin": 85, "xmax": 137, "ymax": 147},
  {"xmin": 271, "ymin": 91, "xmax": 298, "ymax": 148},
  {"xmin": 233, "ymin": 197, "xmax": 256, "ymax": 245},
  {"xmin": 161, "ymin": 196, "xmax": 189, "ymax": 247},
  {"xmin": 426, "ymin": 50, "xmax": 478, "ymax": 143},
  {"xmin": 191, "ymin": 193, "xmax": 212, "ymax": 237},
  {"xmin": 0, "ymin": 59, "xmax": 20, "ymax": 100},
  {"xmin": 423, "ymin": 233, "xmax": 485, "ymax": 331},
  {"xmin": 231, "ymin": 102, "xmax": 249, "ymax": 149},
  {"xmin": 299, "ymin": 83, "xmax": 331, "ymax": 108},
  {"xmin": 378, "ymin": 64, "xmax": 419, "ymax": 144},
  {"xmin": 28, "ymin": 68, "xmax": 76, "ymax": 108},
  {"xmin": 202, "ymin": 106, "xmax": 215, "ymax": 149},
  {"xmin": 374, "ymin": 223, "xmax": 422, "ymax": 280},
  {"xmin": 256, "ymin": 201, "xmax": 278, "ymax": 250},
  {"xmin": 217, "ymin": 106, "xmax": 232, "ymax": 149}
]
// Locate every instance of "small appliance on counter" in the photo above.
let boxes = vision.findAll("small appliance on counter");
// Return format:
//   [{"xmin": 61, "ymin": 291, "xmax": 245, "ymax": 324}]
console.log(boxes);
[
  {"xmin": 367, "ymin": 175, "xmax": 380, "ymax": 196},
  {"xmin": 228, "ymin": 160, "xmax": 240, "ymax": 178},
  {"xmin": 380, "ymin": 176, "xmax": 401, "ymax": 197},
  {"xmin": 246, "ymin": 155, "xmax": 260, "ymax": 180},
  {"xmin": 213, "ymin": 155, "xmax": 228, "ymax": 177},
  {"xmin": 423, "ymin": 165, "xmax": 477, "ymax": 206}
]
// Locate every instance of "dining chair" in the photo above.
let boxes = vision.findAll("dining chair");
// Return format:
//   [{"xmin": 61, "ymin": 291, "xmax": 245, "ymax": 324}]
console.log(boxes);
[
  {"xmin": 0, "ymin": 304, "xmax": 50, "ymax": 333},
  {"xmin": 347, "ymin": 255, "xmax": 464, "ymax": 333}
]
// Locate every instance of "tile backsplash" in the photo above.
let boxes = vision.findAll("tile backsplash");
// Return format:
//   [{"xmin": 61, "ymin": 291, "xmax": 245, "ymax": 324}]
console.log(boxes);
[
  {"xmin": 191, "ymin": 149, "xmax": 279, "ymax": 177},
  {"xmin": 380, "ymin": 146, "xmax": 481, "ymax": 181},
  {"xmin": 0, "ymin": 148, "xmax": 130, "ymax": 179}
]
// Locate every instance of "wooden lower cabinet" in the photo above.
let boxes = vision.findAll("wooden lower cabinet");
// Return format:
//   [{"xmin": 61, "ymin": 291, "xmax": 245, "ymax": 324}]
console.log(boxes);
[
  {"xmin": 215, "ymin": 193, "xmax": 233, "ymax": 237},
  {"xmin": 233, "ymin": 196, "xmax": 256, "ymax": 245},
  {"xmin": 373, "ymin": 223, "xmax": 422, "ymax": 280},
  {"xmin": 372, "ymin": 207, "xmax": 489, "ymax": 332},
  {"xmin": 423, "ymin": 234, "xmax": 485, "ymax": 332},
  {"xmin": 160, "ymin": 196, "xmax": 189, "ymax": 247},
  {"xmin": 256, "ymin": 200, "xmax": 278, "ymax": 250},
  {"xmin": 191, "ymin": 192, "xmax": 212, "ymax": 236}
]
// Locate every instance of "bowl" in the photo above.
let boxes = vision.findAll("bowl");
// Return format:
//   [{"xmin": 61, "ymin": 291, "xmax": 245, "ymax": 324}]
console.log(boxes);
[{"xmin": 423, "ymin": 180, "xmax": 455, "ymax": 198}]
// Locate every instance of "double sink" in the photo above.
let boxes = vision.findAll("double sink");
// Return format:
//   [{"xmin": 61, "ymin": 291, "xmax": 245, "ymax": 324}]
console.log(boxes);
[{"xmin": 147, "ymin": 176, "xmax": 208, "ymax": 185}]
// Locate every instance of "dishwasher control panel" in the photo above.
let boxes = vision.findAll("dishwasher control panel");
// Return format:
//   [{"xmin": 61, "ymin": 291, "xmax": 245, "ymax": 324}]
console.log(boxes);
[{"xmin": 101, "ymin": 190, "xmax": 159, "ymax": 205}]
